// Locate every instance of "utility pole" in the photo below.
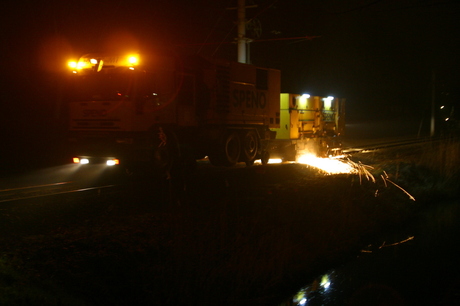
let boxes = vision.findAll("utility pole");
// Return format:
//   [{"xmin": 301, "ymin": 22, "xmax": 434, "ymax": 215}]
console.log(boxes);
[
  {"xmin": 237, "ymin": 0, "xmax": 247, "ymax": 63},
  {"xmin": 232, "ymin": 0, "xmax": 256, "ymax": 64},
  {"xmin": 431, "ymin": 70, "xmax": 436, "ymax": 137}
]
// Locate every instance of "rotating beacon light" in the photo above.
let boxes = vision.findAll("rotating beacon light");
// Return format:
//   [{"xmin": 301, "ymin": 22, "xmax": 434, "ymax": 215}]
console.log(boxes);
[{"xmin": 68, "ymin": 53, "xmax": 140, "ymax": 73}]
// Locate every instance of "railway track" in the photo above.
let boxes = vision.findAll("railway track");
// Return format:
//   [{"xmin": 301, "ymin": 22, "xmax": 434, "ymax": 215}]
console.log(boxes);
[
  {"xmin": 0, "ymin": 135, "xmax": 451, "ymax": 204},
  {"xmin": 342, "ymin": 136, "xmax": 433, "ymax": 154},
  {"xmin": 0, "ymin": 181, "xmax": 119, "ymax": 204}
]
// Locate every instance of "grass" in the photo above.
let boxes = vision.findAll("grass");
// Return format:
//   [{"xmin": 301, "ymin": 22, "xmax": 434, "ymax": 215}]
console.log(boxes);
[
  {"xmin": 354, "ymin": 136, "xmax": 460, "ymax": 199},
  {"xmin": 418, "ymin": 137, "xmax": 460, "ymax": 195},
  {"xmin": 1, "ymin": 137, "xmax": 459, "ymax": 305}
]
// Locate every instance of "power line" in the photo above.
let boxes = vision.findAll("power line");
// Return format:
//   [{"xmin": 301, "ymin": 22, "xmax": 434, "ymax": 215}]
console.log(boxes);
[{"xmin": 175, "ymin": 35, "xmax": 320, "ymax": 47}]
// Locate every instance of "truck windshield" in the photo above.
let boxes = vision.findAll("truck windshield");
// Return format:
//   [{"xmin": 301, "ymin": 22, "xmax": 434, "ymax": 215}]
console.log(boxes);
[{"xmin": 67, "ymin": 68, "xmax": 136, "ymax": 102}]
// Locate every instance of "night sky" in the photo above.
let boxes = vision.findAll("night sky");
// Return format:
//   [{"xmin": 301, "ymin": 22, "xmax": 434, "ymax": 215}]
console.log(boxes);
[{"xmin": 1, "ymin": 0, "xmax": 459, "ymax": 167}]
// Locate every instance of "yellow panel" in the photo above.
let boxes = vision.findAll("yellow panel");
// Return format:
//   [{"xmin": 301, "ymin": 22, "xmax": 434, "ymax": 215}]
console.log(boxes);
[{"xmin": 290, "ymin": 110, "xmax": 299, "ymax": 139}]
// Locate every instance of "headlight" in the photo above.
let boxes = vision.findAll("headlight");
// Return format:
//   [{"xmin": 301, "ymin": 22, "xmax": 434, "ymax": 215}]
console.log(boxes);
[{"xmin": 106, "ymin": 159, "xmax": 120, "ymax": 166}]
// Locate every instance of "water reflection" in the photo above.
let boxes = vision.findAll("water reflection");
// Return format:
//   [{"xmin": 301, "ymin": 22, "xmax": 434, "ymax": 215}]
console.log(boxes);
[
  {"xmin": 282, "ymin": 217, "xmax": 460, "ymax": 306},
  {"xmin": 287, "ymin": 236, "xmax": 416, "ymax": 306},
  {"xmin": 291, "ymin": 271, "xmax": 337, "ymax": 306},
  {"xmin": 286, "ymin": 259, "xmax": 409, "ymax": 306}
]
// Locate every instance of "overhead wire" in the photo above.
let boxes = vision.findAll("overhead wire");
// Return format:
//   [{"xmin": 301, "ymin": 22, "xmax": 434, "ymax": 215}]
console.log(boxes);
[{"xmin": 325, "ymin": 0, "xmax": 458, "ymax": 15}]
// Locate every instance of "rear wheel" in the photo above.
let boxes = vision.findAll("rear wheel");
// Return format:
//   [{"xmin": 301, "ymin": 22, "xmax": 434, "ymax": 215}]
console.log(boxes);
[
  {"xmin": 209, "ymin": 131, "xmax": 241, "ymax": 167},
  {"xmin": 241, "ymin": 130, "xmax": 259, "ymax": 166}
]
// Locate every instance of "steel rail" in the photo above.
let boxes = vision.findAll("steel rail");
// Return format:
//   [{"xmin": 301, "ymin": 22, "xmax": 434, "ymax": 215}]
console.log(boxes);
[
  {"xmin": 342, "ymin": 137, "xmax": 432, "ymax": 154},
  {"xmin": 0, "ymin": 181, "xmax": 72, "ymax": 193},
  {"xmin": 0, "ymin": 183, "xmax": 119, "ymax": 204}
]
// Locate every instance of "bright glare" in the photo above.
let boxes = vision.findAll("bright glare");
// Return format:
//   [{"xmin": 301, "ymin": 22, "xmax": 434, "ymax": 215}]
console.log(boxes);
[
  {"xmin": 128, "ymin": 55, "xmax": 139, "ymax": 65},
  {"xmin": 322, "ymin": 96, "xmax": 334, "ymax": 109},
  {"xmin": 297, "ymin": 154, "xmax": 356, "ymax": 174},
  {"xmin": 106, "ymin": 159, "xmax": 120, "ymax": 166},
  {"xmin": 320, "ymin": 274, "xmax": 331, "ymax": 290},
  {"xmin": 80, "ymin": 158, "xmax": 89, "ymax": 164},
  {"xmin": 297, "ymin": 94, "xmax": 309, "ymax": 109},
  {"xmin": 90, "ymin": 58, "xmax": 98, "ymax": 64},
  {"xmin": 293, "ymin": 289, "xmax": 308, "ymax": 306},
  {"xmin": 254, "ymin": 158, "xmax": 283, "ymax": 165},
  {"xmin": 68, "ymin": 59, "xmax": 87, "ymax": 71}
]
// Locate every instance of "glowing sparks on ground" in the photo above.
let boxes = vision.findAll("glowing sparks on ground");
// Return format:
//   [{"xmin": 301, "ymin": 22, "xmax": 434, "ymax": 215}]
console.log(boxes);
[
  {"xmin": 253, "ymin": 158, "xmax": 284, "ymax": 164},
  {"xmin": 296, "ymin": 154, "xmax": 357, "ymax": 174},
  {"xmin": 256, "ymin": 152, "xmax": 416, "ymax": 201},
  {"xmin": 256, "ymin": 154, "xmax": 357, "ymax": 174}
]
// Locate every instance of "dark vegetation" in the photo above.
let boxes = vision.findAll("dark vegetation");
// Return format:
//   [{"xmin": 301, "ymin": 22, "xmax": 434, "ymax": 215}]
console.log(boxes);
[{"xmin": 1, "ymin": 137, "xmax": 459, "ymax": 305}]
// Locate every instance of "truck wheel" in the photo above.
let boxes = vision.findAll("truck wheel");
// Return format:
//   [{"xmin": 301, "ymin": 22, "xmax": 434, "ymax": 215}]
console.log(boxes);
[
  {"xmin": 209, "ymin": 131, "xmax": 241, "ymax": 167},
  {"xmin": 241, "ymin": 130, "xmax": 259, "ymax": 166},
  {"xmin": 223, "ymin": 131, "xmax": 241, "ymax": 166}
]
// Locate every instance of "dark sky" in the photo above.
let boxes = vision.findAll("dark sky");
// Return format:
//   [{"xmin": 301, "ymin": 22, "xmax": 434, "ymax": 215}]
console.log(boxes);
[{"xmin": 1, "ymin": 0, "xmax": 459, "ymax": 122}]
